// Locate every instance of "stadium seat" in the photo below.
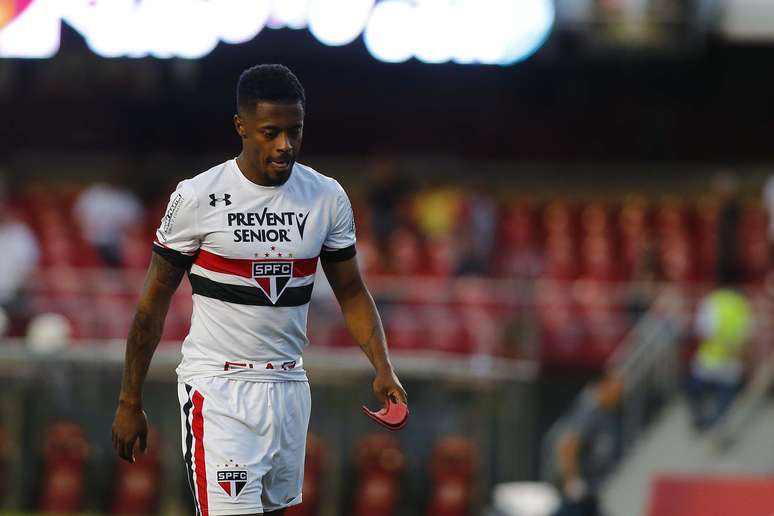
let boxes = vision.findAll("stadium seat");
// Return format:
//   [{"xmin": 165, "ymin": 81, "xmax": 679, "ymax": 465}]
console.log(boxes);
[
  {"xmin": 648, "ymin": 475, "xmax": 774, "ymax": 516},
  {"xmin": 38, "ymin": 422, "xmax": 89, "ymax": 514},
  {"xmin": 109, "ymin": 428, "xmax": 161, "ymax": 515},
  {"xmin": 423, "ymin": 305, "xmax": 470, "ymax": 355},
  {"xmin": 580, "ymin": 202, "xmax": 610, "ymax": 239},
  {"xmin": 384, "ymin": 304, "xmax": 426, "ymax": 352},
  {"xmin": 618, "ymin": 196, "xmax": 650, "ymax": 279},
  {"xmin": 580, "ymin": 234, "xmax": 617, "ymax": 280},
  {"xmin": 543, "ymin": 233, "xmax": 577, "ymax": 280},
  {"xmin": 543, "ymin": 201, "xmax": 574, "ymax": 238},
  {"xmin": 426, "ymin": 436, "xmax": 476, "ymax": 516},
  {"xmin": 496, "ymin": 202, "xmax": 542, "ymax": 277},
  {"xmin": 575, "ymin": 278, "xmax": 628, "ymax": 365},
  {"xmin": 694, "ymin": 196, "xmax": 720, "ymax": 282},
  {"xmin": 286, "ymin": 433, "xmax": 325, "ymax": 516},
  {"xmin": 352, "ymin": 434, "xmax": 404, "ymax": 516},
  {"xmin": 740, "ymin": 203, "xmax": 769, "ymax": 283}
]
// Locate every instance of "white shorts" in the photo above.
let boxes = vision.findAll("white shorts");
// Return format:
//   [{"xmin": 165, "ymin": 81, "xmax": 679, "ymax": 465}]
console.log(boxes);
[{"xmin": 177, "ymin": 378, "xmax": 311, "ymax": 515}]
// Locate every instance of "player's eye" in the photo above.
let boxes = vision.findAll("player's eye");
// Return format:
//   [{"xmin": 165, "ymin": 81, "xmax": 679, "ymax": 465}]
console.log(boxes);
[{"xmin": 263, "ymin": 130, "xmax": 278, "ymax": 139}]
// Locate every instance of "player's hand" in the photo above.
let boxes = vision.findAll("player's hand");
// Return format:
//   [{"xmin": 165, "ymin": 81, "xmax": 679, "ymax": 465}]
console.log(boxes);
[
  {"xmin": 373, "ymin": 368, "xmax": 407, "ymax": 409},
  {"xmin": 111, "ymin": 401, "xmax": 149, "ymax": 464},
  {"xmin": 563, "ymin": 476, "xmax": 588, "ymax": 501}
]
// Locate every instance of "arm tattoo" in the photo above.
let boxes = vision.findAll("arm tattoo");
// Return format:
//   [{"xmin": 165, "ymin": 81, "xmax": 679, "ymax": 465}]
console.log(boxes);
[
  {"xmin": 151, "ymin": 254, "xmax": 186, "ymax": 290},
  {"xmin": 119, "ymin": 253, "xmax": 185, "ymax": 404},
  {"xmin": 359, "ymin": 326, "xmax": 377, "ymax": 363}
]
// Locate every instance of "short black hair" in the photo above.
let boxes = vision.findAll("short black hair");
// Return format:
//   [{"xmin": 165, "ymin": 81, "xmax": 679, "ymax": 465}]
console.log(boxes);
[{"xmin": 236, "ymin": 64, "xmax": 305, "ymax": 114}]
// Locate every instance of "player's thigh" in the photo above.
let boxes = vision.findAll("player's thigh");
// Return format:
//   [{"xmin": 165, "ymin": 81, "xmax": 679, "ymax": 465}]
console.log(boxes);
[
  {"xmin": 178, "ymin": 379, "xmax": 273, "ymax": 514},
  {"xmin": 260, "ymin": 381, "xmax": 311, "ymax": 510}
]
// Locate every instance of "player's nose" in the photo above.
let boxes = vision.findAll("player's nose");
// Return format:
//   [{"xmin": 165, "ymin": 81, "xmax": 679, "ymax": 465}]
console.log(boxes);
[{"xmin": 276, "ymin": 132, "xmax": 293, "ymax": 152}]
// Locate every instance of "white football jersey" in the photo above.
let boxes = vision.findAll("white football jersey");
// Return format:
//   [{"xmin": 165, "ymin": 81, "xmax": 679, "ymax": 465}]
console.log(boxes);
[{"xmin": 154, "ymin": 159, "xmax": 356, "ymax": 382}]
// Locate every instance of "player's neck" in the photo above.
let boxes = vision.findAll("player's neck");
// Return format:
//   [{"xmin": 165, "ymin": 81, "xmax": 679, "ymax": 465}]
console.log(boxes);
[{"xmin": 235, "ymin": 154, "xmax": 273, "ymax": 187}]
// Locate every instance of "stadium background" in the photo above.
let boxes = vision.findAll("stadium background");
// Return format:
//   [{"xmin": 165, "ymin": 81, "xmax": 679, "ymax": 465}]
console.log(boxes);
[{"xmin": 1, "ymin": 1, "xmax": 774, "ymax": 515}]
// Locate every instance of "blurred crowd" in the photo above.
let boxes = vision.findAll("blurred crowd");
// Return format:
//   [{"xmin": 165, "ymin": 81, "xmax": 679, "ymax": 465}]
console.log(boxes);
[
  {"xmin": 0, "ymin": 163, "xmax": 772, "ymax": 369},
  {"xmin": 5, "ymin": 165, "xmax": 771, "ymax": 280}
]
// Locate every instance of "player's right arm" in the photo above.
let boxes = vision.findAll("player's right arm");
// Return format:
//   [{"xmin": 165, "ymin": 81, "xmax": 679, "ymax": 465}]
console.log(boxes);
[
  {"xmin": 112, "ymin": 181, "xmax": 200, "ymax": 463},
  {"xmin": 112, "ymin": 252, "xmax": 186, "ymax": 463}
]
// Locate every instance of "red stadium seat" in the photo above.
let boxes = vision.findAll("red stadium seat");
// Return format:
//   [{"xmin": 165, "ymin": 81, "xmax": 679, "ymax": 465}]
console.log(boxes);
[
  {"xmin": 352, "ymin": 434, "xmax": 404, "ymax": 516},
  {"xmin": 500, "ymin": 202, "xmax": 535, "ymax": 248},
  {"xmin": 385, "ymin": 304, "xmax": 426, "ymax": 352},
  {"xmin": 543, "ymin": 233, "xmax": 577, "ymax": 280},
  {"xmin": 580, "ymin": 235, "xmax": 617, "ymax": 281},
  {"xmin": 109, "ymin": 429, "xmax": 161, "ymax": 515},
  {"xmin": 659, "ymin": 234, "xmax": 693, "ymax": 284},
  {"xmin": 573, "ymin": 279, "xmax": 627, "ymax": 367},
  {"xmin": 426, "ymin": 436, "xmax": 476, "ymax": 516},
  {"xmin": 648, "ymin": 475, "xmax": 774, "ymax": 516},
  {"xmin": 423, "ymin": 305, "xmax": 470, "ymax": 355},
  {"xmin": 38, "ymin": 422, "xmax": 89, "ymax": 514},
  {"xmin": 740, "ymin": 203, "xmax": 769, "ymax": 283},
  {"xmin": 384, "ymin": 227, "xmax": 429, "ymax": 276},
  {"xmin": 618, "ymin": 196, "xmax": 651, "ymax": 279},
  {"xmin": 580, "ymin": 202, "xmax": 610, "ymax": 239},
  {"xmin": 496, "ymin": 202, "xmax": 543, "ymax": 277},
  {"xmin": 286, "ymin": 433, "xmax": 325, "ymax": 516},
  {"xmin": 543, "ymin": 201, "xmax": 574, "ymax": 238},
  {"xmin": 536, "ymin": 280, "xmax": 585, "ymax": 368}
]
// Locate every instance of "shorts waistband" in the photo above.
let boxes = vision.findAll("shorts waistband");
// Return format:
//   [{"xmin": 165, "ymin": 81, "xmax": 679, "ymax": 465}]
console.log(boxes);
[{"xmin": 222, "ymin": 357, "xmax": 303, "ymax": 372}]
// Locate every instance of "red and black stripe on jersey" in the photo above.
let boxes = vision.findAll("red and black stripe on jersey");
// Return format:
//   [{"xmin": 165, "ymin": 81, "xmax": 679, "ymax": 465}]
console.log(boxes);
[{"xmin": 153, "ymin": 244, "xmax": 355, "ymax": 307}]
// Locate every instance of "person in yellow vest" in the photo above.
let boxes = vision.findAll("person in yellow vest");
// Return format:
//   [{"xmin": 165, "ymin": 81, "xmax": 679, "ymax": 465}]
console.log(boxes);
[{"xmin": 687, "ymin": 267, "xmax": 752, "ymax": 431}]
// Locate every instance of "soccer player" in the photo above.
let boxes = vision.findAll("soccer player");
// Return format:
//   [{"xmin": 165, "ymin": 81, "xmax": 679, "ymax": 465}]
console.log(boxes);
[{"xmin": 111, "ymin": 64, "xmax": 407, "ymax": 515}]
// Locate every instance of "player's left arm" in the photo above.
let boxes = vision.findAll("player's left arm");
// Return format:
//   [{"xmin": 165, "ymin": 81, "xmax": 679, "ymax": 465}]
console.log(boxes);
[{"xmin": 322, "ymin": 255, "xmax": 407, "ymax": 408}]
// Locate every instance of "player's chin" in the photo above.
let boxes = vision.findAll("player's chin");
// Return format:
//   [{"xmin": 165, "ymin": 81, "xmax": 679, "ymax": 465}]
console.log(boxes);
[{"xmin": 266, "ymin": 163, "xmax": 293, "ymax": 184}]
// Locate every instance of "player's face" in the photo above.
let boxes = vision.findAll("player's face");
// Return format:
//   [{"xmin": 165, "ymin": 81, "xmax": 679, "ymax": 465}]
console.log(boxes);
[{"xmin": 235, "ymin": 101, "xmax": 304, "ymax": 186}]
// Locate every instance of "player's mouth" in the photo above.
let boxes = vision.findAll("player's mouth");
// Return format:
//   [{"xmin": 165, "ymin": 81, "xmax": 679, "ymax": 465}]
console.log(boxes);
[{"xmin": 268, "ymin": 156, "xmax": 293, "ymax": 173}]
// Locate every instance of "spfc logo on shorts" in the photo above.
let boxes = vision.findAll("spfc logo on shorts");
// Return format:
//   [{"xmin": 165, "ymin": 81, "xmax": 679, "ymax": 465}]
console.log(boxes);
[
  {"xmin": 252, "ymin": 261, "xmax": 293, "ymax": 304},
  {"xmin": 217, "ymin": 469, "xmax": 248, "ymax": 497}
]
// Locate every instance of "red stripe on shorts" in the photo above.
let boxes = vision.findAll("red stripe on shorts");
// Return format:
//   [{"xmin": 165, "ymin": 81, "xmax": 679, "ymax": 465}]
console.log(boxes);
[
  {"xmin": 192, "ymin": 391, "xmax": 209, "ymax": 516},
  {"xmin": 194, "ymin": 248, "xmax": 318, "ymax": 278}
]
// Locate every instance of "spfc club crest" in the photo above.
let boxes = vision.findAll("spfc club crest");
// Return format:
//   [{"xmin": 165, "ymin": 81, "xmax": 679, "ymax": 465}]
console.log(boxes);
[
  {"xmin": 217, "ymin": 469, "xmax": 248, "ymax": 497},
  {"xmin": 252, "ymin": 261, "xmax": 293, "ymax": 304}
]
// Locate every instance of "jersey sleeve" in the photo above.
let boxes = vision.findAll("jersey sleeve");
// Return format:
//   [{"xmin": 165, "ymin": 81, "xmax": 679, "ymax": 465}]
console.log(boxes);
[
  {"xmin": 320, "ymin": 181, "xmax": 357, "ymax": 262},
  {"xmin": 152, "ymin": 181, "xmax": 201, "ymax": 268}
]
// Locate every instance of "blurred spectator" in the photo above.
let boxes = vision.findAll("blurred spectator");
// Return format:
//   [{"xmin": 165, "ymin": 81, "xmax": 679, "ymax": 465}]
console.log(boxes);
[
  {"xmin": 73, "ymin": 182, "xmax": 143, "ymax": 267},
  {"xmin": 712, "ymin": 172, "xmax": 742, "ymax": 284},
  {"xmin": 496, "ymin": 201, "xmax": 542, "ymax": 278},
  {"xmin": 683, "ymin": 174, "xmax": 751, "ymax": 430},
  {"xmin": 686, "ymin": 264, "xmax": 752, "ymax": 431},
  {"xmin": 365, "ymin": 158, "xmax": 411, "ymax": 249},
  {"xmin": 0, "ymin": 179, "xmax": 40, "ymax": 334},
  {"xmin": 551, "ymin": 374, "xmax": 623, "ymax": 516},
  {"xmin": 624, "ymin": 241, "xmax": 661, "ymax": 324},
  {"xmin": 413, "ymin": 182, "xmax": 463, "ymax": 241},
  {"xmin": 384, "ymin": 226, "xmax": 427, "ymax": 276},
  {"xmin": 456, "ymin": 184, "xmax": 498, "ymax": 275}
]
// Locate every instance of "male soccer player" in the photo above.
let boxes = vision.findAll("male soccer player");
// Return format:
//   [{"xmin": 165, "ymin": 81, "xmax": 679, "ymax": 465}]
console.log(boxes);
[{"xmin": 111, "ymin": 64, "xmax": 407, "ymax": 515}]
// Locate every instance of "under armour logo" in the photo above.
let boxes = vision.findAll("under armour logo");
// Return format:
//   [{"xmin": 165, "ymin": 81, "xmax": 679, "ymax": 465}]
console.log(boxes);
[{"xmin": 209, "ymin": 193, "xmax": 232, "ymax": 206}]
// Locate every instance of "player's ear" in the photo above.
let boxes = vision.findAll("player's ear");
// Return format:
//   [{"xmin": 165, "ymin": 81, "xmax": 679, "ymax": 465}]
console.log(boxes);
[{"xmin": 234, "ymin": 114, "xmax": 247, "ymax": 139}]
